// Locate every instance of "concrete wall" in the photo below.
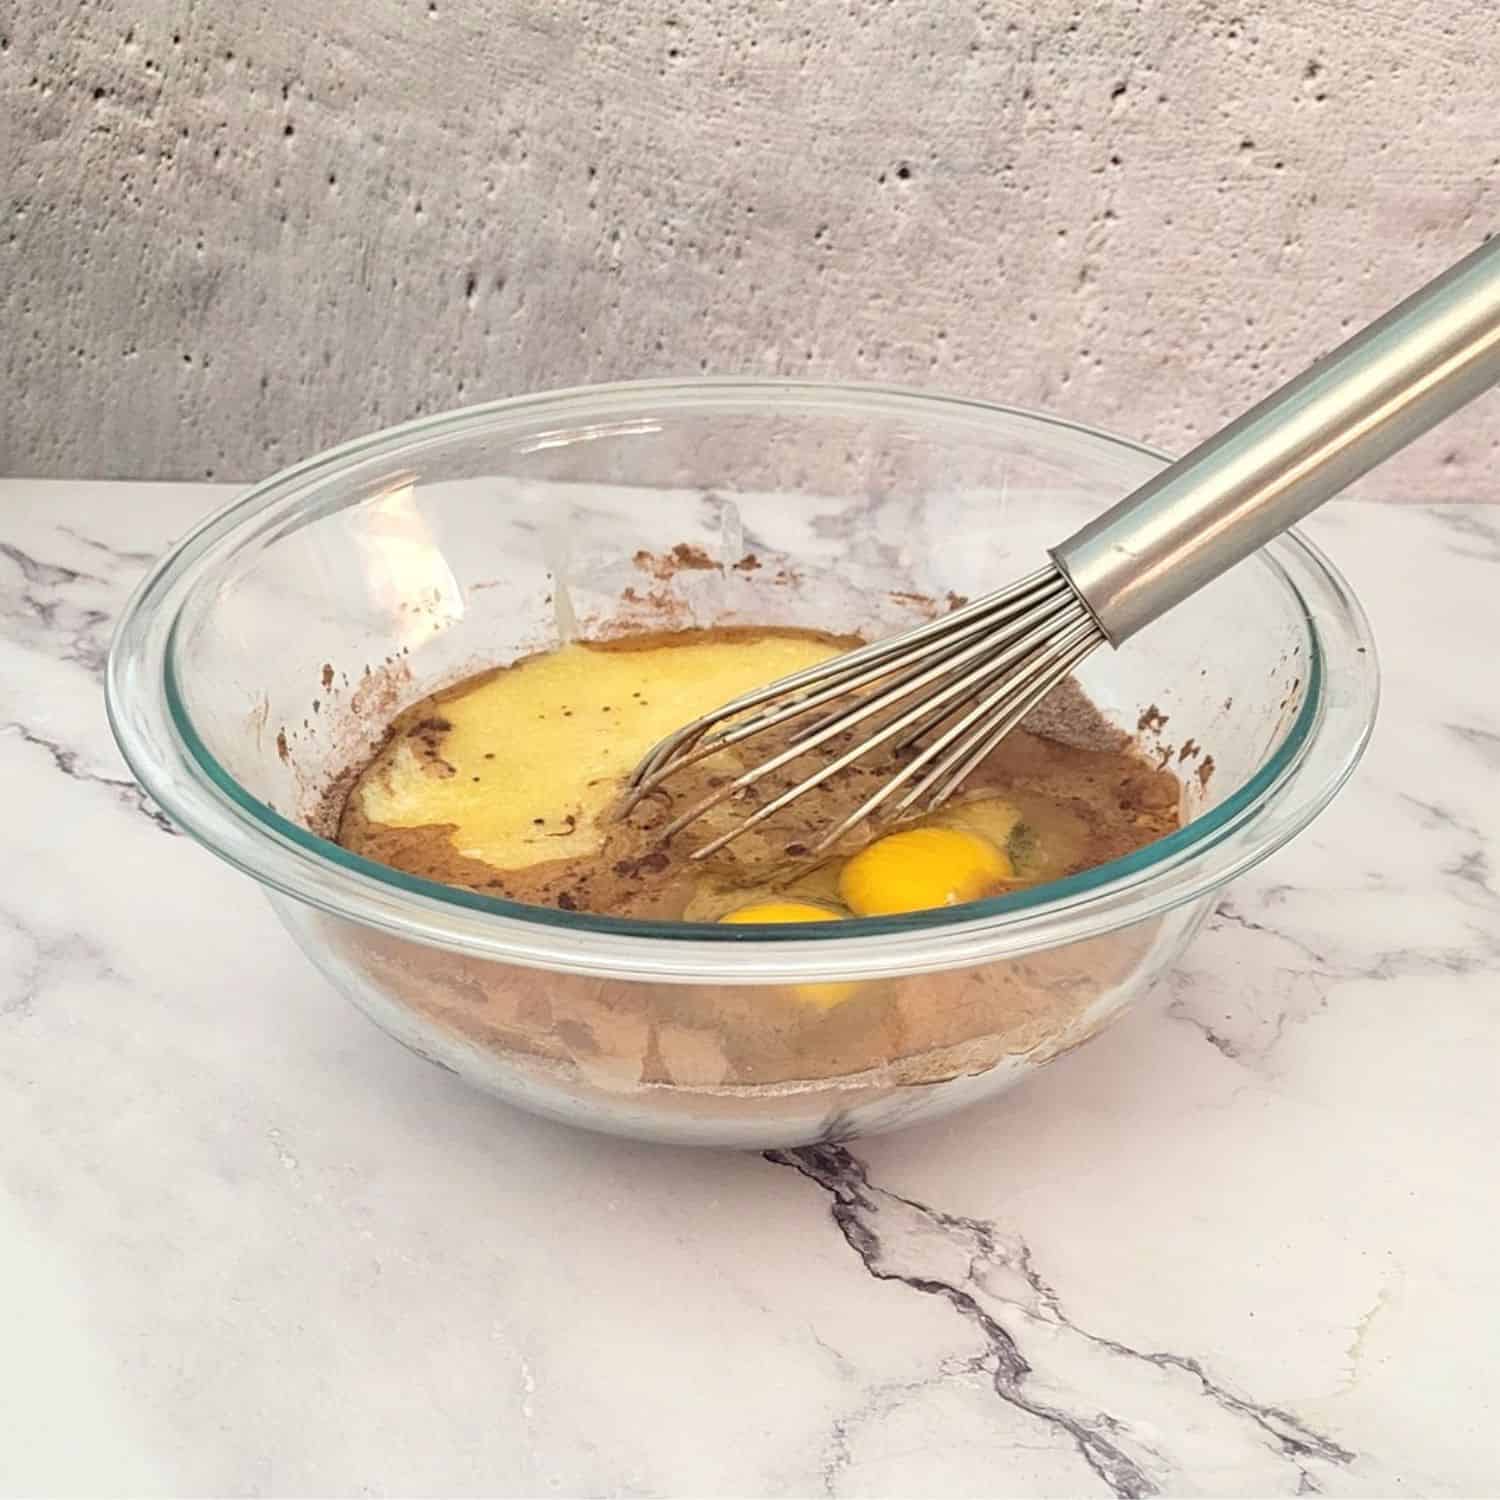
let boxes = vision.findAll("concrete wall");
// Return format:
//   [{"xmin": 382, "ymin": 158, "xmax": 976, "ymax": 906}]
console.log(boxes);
[{"xmin": 3, "ymin": 0, "xmax": 1497, "ymax": 493}]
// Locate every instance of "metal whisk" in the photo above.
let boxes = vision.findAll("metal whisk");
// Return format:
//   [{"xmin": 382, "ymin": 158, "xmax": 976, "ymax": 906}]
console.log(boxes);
[{"xmin": 625, "ymin": 236, "xmax": 1500, "ymax": 858}]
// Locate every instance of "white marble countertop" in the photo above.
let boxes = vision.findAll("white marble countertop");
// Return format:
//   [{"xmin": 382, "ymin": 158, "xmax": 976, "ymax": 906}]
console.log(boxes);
[{"xmin": 2, "ymin": 479, "xmax": 1498, "ymax": 1498}]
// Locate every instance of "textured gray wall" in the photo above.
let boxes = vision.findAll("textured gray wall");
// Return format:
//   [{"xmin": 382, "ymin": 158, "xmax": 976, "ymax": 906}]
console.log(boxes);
[{"xmin": 3, "ymin": 0, "xmax": 1498, "ymax": 492}]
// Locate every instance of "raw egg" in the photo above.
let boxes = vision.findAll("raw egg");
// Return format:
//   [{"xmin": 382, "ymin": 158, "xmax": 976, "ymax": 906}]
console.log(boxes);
[
  {"xmin": 718, "ymin": 900, "xmax": 856, "ymax": 1007},
  {"xmin": 719, "ymin": 900, "xmax": 842, "ymax": 926},
  {"xmin": 839, "ymin": 826, "xmax": 1012, "ymax": 917}
]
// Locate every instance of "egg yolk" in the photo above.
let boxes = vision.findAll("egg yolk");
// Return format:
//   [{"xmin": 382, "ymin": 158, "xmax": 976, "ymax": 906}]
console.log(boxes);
[
  {"xmin": 719, "ymin": 901, "xmax": 842, "ymax": 926},
  {"xmin": 718, "ymin": 901, "xmax": 856, "ymax": 1007},
  {"xmin": 839, "ymin": 826, "xmax": 1013, "ymax": 917}
]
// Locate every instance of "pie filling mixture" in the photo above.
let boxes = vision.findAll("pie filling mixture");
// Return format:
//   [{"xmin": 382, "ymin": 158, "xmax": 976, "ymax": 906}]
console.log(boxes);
[{"xmin": 335, "ymin": 628, "xmax": 1184, "ymax": 947}]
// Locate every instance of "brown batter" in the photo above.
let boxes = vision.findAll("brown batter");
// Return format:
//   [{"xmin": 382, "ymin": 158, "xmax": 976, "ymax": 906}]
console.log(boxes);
[
  {"xmin": 316, "ymin": 629, "xmax": 1190, "ymax": 1111},
  {"xmin": 335, "ymin": 630, "xmax": 1181, "ymax": 920}
]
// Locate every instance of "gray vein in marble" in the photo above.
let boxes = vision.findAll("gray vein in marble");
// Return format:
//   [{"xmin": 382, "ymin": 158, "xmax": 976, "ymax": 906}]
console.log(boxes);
[
  {"xmin": 0, "ymin": 908, "xmax": 48, "ymax": 1019},
  {"xmin": 1430, "ymin": 508, "xmax": 1500, "ymax": 563},
  {"xmin": 1399, "ymin": 794, "xmax": 1498, "ymax": 906},
  {"xmin": 1160, "ymin": 899, "xmax": 1338, "ymax": 1070},
  {"xmin": 1209, "ymin": 896, "xmax": 1333, "ymax": 968},
  {"xmin": 1, "ymin": 721, "xmax": 177, "ymax": 836},
  {"xmin": 55, "ymin": 524, "xmax": 160, "ymax": 565},
  {"xmin": 0, "ymin": 903, "xmax": 116, "ymax": 1019},
  {"xmin": 816, "ymin": 1354, "xmax": 982, "ymax": 1498},
  {"xmin": 1164, "ymin": 980, "xmax": 1242, "ymax": 1059},
  {"xmin": 768, "ymin": 1146, "xmax": 1354, "ymax": 1498},
  {"xmin": 1446, "ymin": 848, "xmax": 1494, "ymax": 895},
  {"xmin": 1166, "ymin": 810, "xmax": 1500, "ymax": 1065},
  {"xmin": 1367, "ymin": 939, "xmax": 1498, "ymax": 978},
  {"xmin": 1447, "ymin": 721, "xmax": 1500, "ymax": 772},
  {"xmin": 0, "ymin": 541, "xmax": 105, "ymax": 589},
  {"xmin": 0, "ymin": 541, "xmax": 117, "ymax": 680}
]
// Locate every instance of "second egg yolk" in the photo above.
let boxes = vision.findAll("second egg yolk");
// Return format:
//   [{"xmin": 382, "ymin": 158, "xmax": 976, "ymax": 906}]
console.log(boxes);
[
  {"xmin": 719, "ymin": 901, "xmax": 842, "ymax": 926},
  {"xmin": 718, "ymin": 901, "xmax": 856, "ymax": 1007},
  {"xmin": 839, "ymin": 826, "xmax": 1013, "ymax": 917}
]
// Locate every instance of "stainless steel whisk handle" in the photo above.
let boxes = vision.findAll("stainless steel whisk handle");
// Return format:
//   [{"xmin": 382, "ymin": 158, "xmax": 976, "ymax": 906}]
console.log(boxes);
[{"xmin": 1052, "ymin": 235, "xmax": 1500, "ymax": 645}]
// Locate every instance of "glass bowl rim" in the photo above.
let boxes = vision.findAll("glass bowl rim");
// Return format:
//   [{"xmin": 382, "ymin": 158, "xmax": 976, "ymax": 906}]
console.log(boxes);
[{"xmin": 106, "ymin": 377, "xmax": 1380, "ymax": 982}]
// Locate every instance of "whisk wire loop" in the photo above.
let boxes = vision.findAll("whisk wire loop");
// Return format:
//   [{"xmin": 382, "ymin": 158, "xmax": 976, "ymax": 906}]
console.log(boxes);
[{"xmin": 623, "ymin": 563, "xmax": 1106, "ymax": 858}]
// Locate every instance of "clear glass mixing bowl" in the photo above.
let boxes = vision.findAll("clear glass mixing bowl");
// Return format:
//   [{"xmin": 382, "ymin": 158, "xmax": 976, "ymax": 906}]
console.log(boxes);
[{"xmin": 107, "ymin": 381, "xmax": 1378, "ymax": 1147}]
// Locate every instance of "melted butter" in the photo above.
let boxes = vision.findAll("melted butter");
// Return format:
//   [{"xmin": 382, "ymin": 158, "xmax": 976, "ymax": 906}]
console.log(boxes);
[{"xmin": 355, "ymin": 635, "xmax": 840, "ymax": 870}]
